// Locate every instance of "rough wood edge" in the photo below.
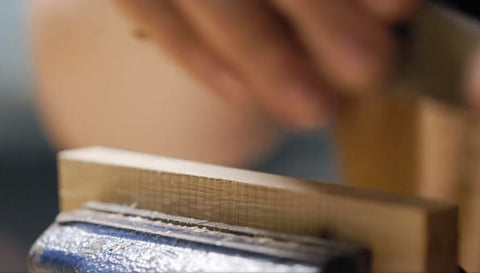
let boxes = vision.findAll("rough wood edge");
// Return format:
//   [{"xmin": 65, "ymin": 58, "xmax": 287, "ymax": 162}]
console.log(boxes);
[{"xmin": 58, "ymin": 146, "xmax": 458, "ymax": 272}]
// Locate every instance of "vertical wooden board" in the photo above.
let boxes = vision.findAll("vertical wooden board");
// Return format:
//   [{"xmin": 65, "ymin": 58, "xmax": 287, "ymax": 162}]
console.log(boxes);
[
  {"xmin": 334, "ymin": 7, "xmax": 479, "ymax": 268},
  {"xmin": 335, "ymin": 96, "xmax": 420, "ymax": 195},
  {"xmin": 58, "ymin": 147, "xmax": 457, "ymax": 273},
  {"xmin": 419, "ymin": 99, "xmax": 480, "ymax": 271}
]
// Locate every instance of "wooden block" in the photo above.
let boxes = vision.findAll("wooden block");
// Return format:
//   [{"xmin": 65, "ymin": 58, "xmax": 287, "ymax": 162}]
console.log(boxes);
[
  {"xmin": 58, "ymin": 147, "xmax": 457, "ymax": 273},
  {"xmin": 335, "ymin": 6, "xmax": 480, "ymax": 271}
]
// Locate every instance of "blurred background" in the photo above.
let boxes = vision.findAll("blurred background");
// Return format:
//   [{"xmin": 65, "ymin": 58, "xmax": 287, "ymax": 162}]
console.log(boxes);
[
  {"xmin": 0, "ymin": 1, "xmax": 57, "ymax": 271},
  {"xmin": 3, "ymin": 0, "xmax": 479, "ymax": 272},
  {"xmin": 0, "ymin": 1, "xmax": 337, "ymax": 271}
]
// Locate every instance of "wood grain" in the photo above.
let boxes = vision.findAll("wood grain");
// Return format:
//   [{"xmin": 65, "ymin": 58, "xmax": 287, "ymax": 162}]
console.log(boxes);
[
  {"xmin": 335, "ymin": 6, "xmax": 480, "ymax": 271},
  {"xmin": 59, "ymin": 147, "xmax": 457, "ymax": 273},
  {"xmin": 335, "ymin": 95, "xmax": 420, "ymax": 195},
  {"xmin": 418, "ymin": 100, "xmax": 480, "ymax": 271}
]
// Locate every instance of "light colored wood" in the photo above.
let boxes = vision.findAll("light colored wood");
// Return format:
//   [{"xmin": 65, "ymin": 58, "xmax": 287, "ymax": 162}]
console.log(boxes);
[
  {"xmin": 418, "ymin": 100, "xmax": 480, "ymax": 271},
  {"xmin": 59, "ymin": 146, "xmax": 457, "ymax": 273},
  {"xmin": 335, "ymin": 95, "xmax": 420, "ymax": 195},
  {"xmin": 336, "ymin": 6, "xmax": 480, "ymax": 272}
]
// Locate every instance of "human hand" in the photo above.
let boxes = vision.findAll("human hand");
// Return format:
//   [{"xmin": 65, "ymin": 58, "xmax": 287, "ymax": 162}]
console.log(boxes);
[{"xmin": 113, "ymin": 0, "xmax": 422, "ymax": 129}]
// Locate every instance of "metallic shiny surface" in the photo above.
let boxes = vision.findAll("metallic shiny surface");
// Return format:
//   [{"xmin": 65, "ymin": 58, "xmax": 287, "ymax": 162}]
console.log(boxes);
[
  {"xmin": 30, "ymin": 223, "xmax": 318, "ymax": 273},
  {"xmin": 29, "ymin": 203, "xmax": 370, "ymax": 272}
]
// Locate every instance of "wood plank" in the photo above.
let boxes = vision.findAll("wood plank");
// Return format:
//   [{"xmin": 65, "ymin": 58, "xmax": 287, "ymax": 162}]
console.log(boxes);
[
  {"xmin": 58, "ymin": 146, "xmax": 457, "ymax": 273},
  {"xmin": 418, "ymin": 99, "xmax": 480, "ymax": 271},
  {"xmin": 335, "ymin": 95, "xmax": 420, "ymax": 195},
  {"xmin": 335, "ymin": 6, "xmax": 480, "ymax": 271}
]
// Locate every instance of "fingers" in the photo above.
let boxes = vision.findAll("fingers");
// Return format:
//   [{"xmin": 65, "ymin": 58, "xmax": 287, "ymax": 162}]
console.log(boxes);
[
  {"xmin": 111, "ymin": 0, "xmax": 250, "ymax": 103},
  {"xmin": 354, "ymin": 0, "xmax": 424, "ymax": 22},
  {"xmin": 272, "ymin": 0, "xmax": 396, "ymax": 95},
  {"xmin": 465, "ymin": 47, "xmax": 480, "ymax": 108},
  {"xmin": 172, "ymin": 0, "xmax": 328, "ymax": 129},
  {"xmin": 112, "ymin": 0, "xmax": 414, "ymax": 130}
]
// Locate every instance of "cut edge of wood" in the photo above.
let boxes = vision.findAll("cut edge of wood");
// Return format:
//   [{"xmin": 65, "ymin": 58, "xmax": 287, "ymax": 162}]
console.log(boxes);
[
  {"xmin": 59, "ymin": 146, "xmax": 455, "ymax": 212},
  {"xmin": 58, "ymin": 146, "xmax": 458, "ymax": 272}
]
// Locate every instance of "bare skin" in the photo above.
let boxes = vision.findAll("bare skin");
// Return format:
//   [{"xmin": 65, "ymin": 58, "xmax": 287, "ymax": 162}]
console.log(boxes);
[
  {"xmin": 112, "ymin": 0, "xmax": 423, "ymax": 129},
  {"xmin": 28, "ymin": 0, "xmax": 428, "ymax": 166},
  {"xmin": 30, "ymin": 0, "xmax": 283, "ymax": 166}
]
